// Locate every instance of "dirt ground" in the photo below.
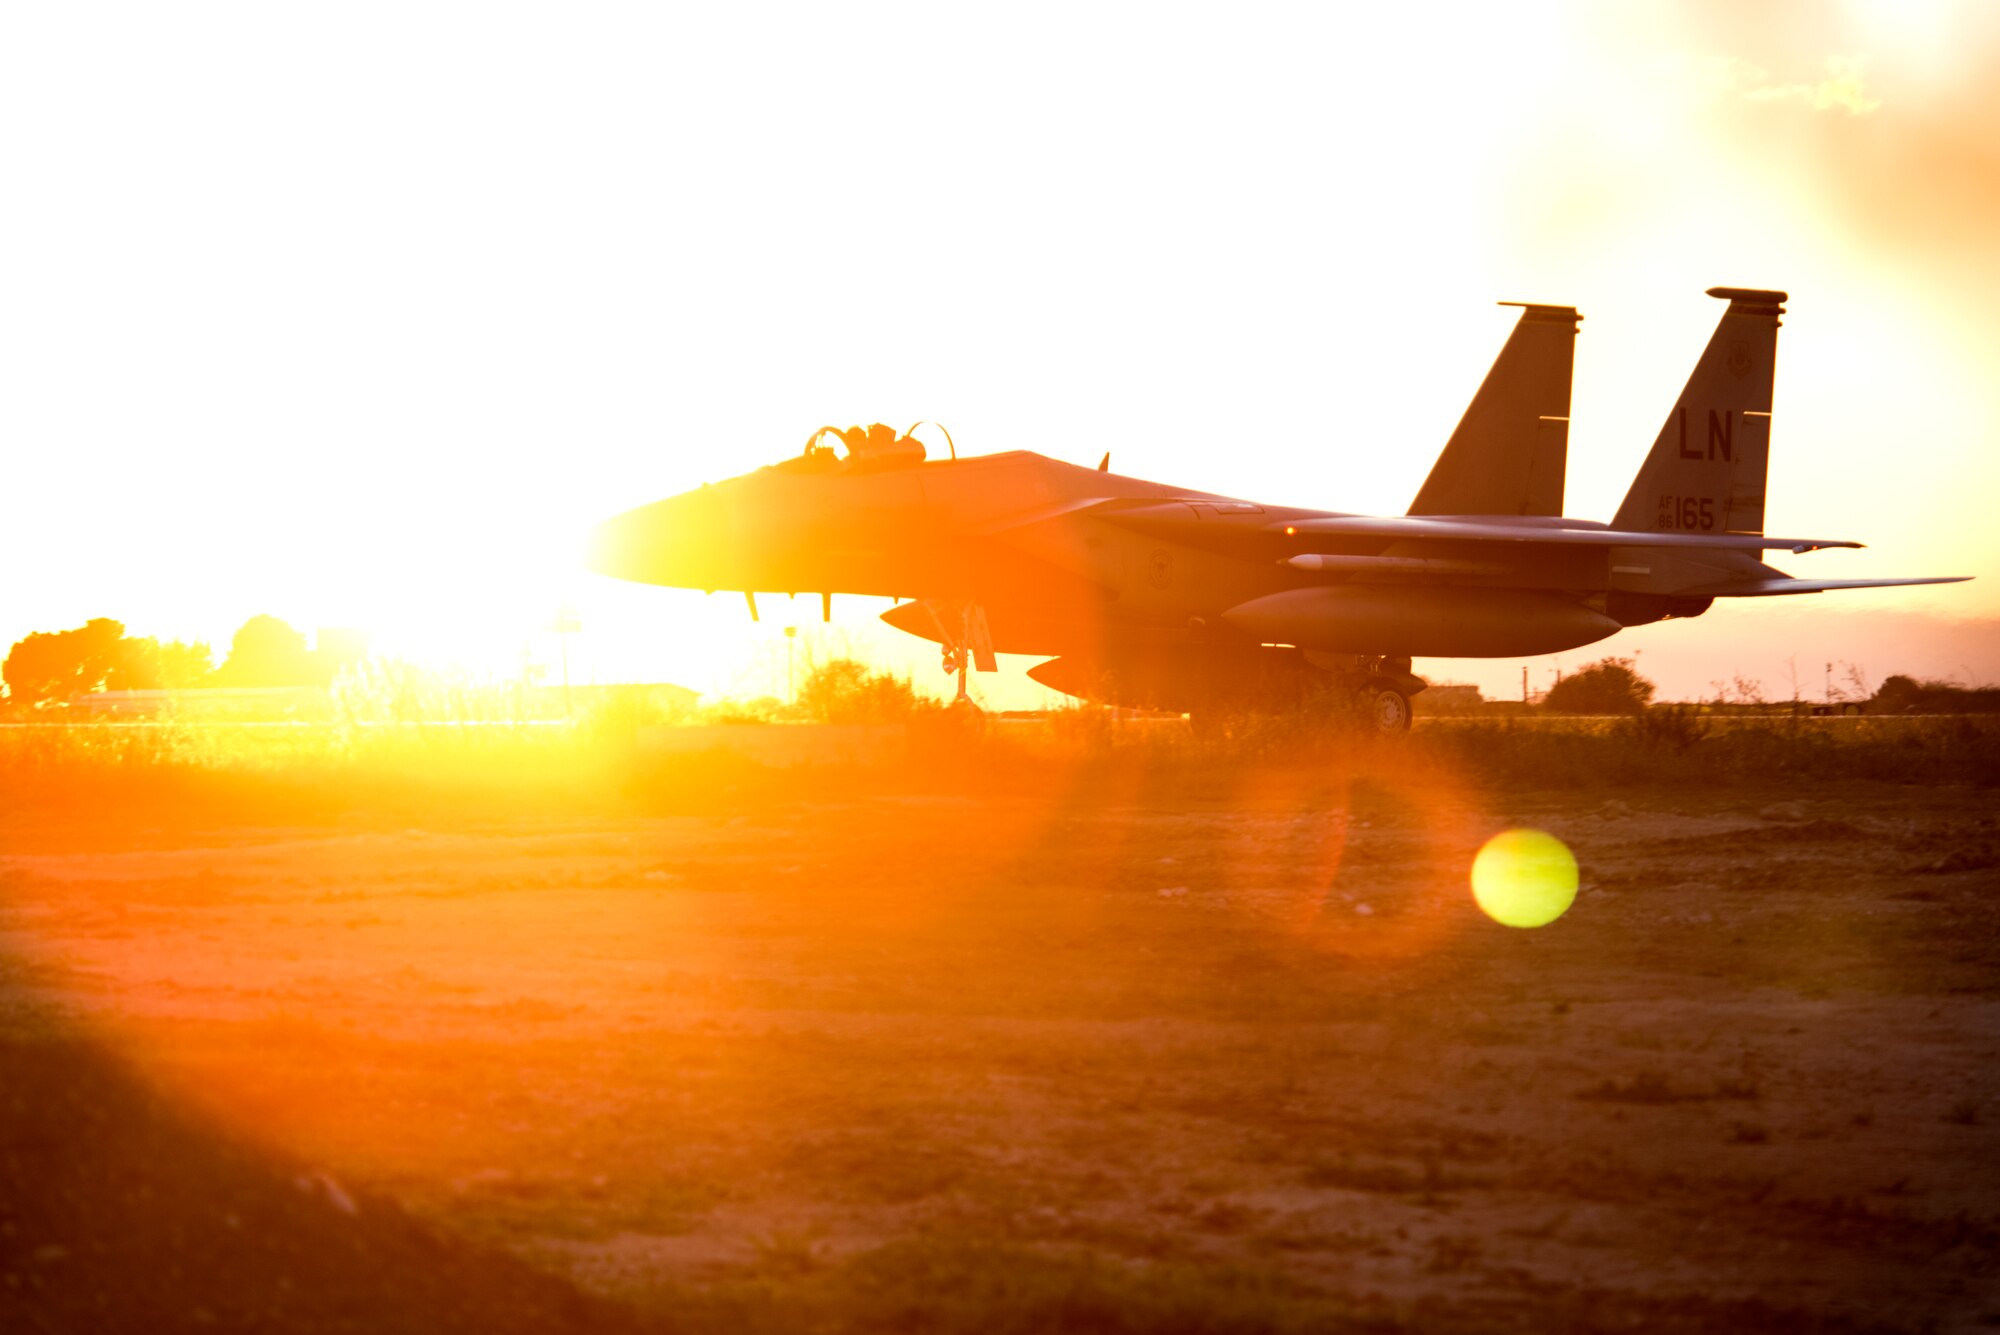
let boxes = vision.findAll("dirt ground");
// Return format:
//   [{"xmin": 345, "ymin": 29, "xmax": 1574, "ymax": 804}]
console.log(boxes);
[{"xmin": 2, "ymin": 758, "xmax": 1996, "ymax": 1331}]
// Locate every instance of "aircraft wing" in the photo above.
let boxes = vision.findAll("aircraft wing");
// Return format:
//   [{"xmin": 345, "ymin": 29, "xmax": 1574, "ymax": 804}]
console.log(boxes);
[
  {"xmin": 1682, "ymin": 576, "xmax": 1972, "ymax": 597},
  {"xmin": 1271, "ymin": 516, "xmax": 1863, "ymax": 554}
]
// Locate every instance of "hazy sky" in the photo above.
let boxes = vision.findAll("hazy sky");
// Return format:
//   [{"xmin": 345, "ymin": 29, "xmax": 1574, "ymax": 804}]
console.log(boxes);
[{"xmin": 4, "ymin": 1, "xmax": 1996, "ymax": 703}]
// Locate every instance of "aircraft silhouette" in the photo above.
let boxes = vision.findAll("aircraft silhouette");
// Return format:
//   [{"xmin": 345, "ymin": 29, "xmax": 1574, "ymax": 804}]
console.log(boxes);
[{"xmin": 590, "ymin": 288, "xmax": 1966, "ymax": 728}]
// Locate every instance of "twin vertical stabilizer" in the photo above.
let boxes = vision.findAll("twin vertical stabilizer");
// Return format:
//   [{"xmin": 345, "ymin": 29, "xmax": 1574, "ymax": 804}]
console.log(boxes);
[
  {"xmin": 1408, "ymin": 302, "xmax": 1580, "ymax": 517},
  {"xmin": 1611, "ymin": 287, "xmax": 1785, "ymax": 536}
]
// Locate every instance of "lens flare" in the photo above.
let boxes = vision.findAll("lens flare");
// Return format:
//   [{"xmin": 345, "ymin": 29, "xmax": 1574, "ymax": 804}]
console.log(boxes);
[{"xmin": 1470, "ymin": 829, "xmax": 1578, "ymax": 928}]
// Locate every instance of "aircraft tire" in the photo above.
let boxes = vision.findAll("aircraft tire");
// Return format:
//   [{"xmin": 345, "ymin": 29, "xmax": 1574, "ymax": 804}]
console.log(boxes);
[{"xmin": 1364, "ymin": 686, "xmax": 1413, "ymax": 733}]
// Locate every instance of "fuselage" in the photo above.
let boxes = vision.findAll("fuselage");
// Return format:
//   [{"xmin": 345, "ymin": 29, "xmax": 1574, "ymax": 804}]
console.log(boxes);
[
  {"xmin": 588, "ymin": 446, "xmax": 1741, "ymax": 669},
  {"xmin": 588, "ymin": 290, "xmax": 1965, "ymax": 714}
]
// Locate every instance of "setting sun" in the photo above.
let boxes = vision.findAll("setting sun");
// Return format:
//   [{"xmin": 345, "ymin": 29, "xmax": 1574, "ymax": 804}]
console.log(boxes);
[
  {"xmin": 4, "ymin": 9, "xmax": 1998, "ymax": 1331},
  {"xmin": 2, "ymin": 6, "xmax": 1994, "ymax": 707}
]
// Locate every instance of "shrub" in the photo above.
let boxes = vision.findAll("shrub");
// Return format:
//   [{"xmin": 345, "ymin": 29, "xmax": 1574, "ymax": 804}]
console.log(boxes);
[
  {"xmin": 1544, "ymin": 658, "xmax": 1656, "ymax": 715},
  {"xmin": 1621, "ymin": 703, "xmax": 1710, "ymax": 751},
  {"xmin": 796, "ymin": 658, "xmax": 939, "ymax": 725},
  {"xmin": 1872, "ymin": 674, "xmax": 2000, "ymax": 715}
]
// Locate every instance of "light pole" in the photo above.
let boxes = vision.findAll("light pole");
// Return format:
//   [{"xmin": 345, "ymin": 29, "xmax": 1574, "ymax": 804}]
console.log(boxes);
[
  {"xmin": 553, "ymin": 605, "xmax": 581, "ymax": 718},
  {"xmin": 784, "ymin": 626, "xmax": 797, "ymax": 703}
]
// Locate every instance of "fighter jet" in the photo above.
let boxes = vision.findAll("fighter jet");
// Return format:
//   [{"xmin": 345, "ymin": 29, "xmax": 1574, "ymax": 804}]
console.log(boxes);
[{"xmin": 589, "ymin": 288, "xmax": 1967, "ymax": 729}]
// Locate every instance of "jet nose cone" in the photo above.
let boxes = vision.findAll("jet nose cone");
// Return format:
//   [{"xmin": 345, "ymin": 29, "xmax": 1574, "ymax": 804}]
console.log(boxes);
[
  {"xmin": 588, "ymin": 488, "xmax": 729, "ymax": 589},
  {"xmin": 586, "ymin": 501, "xmax": 656, "ymax": 583}
]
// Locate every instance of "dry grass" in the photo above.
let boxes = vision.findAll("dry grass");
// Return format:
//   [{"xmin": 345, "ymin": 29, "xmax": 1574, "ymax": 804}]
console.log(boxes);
[
  {"xmin": 2, "ymin": 709, "xmax": 1993, "ymax": 829},
  {"xmin": 2, "ymin": 712, "xmax": 1997, "ymax": 1332}
]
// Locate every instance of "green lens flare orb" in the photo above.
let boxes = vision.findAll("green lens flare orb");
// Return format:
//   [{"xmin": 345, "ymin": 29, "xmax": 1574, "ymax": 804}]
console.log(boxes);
[{"xmin": 1471, "ymin": 829, "xmax": 1579, "ymax": 928}]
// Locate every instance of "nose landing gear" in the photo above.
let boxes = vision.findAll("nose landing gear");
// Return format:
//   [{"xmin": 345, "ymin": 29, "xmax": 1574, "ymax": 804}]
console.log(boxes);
[
  {"xmin": 928, "ymin": 603, "xmax": 994, "ymax": 715},
  {"xmin": 940, "ymin": 644, "xmax": 978, "ymax": 713}
]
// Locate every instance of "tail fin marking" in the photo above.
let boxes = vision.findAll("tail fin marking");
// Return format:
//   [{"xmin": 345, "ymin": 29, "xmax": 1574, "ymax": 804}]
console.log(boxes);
[{"xmin": 1613, "ymin": 287, "xmax": 1785, "ymax": 536}]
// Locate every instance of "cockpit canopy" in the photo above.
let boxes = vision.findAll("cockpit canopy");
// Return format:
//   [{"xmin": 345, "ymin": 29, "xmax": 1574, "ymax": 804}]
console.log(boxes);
[{"xmin": 776, "ymin": 422, "xmax": 938, "ymax": 473}]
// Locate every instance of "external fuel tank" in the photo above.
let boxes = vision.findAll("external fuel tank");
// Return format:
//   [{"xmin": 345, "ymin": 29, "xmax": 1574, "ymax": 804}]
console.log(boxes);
[{"xmin": 1220, "ymin": 585, "xmax": 1619, "ymax": 658}]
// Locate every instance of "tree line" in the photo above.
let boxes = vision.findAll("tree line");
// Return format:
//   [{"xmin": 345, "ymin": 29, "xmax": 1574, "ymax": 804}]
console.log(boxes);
[
  {"xmin": 2, "ymin": 615, "xmax": 339, "ymax": 709},
  {"xmin": 1544, "ymin": 657, "xmax": 2000, "ymax": 715}
]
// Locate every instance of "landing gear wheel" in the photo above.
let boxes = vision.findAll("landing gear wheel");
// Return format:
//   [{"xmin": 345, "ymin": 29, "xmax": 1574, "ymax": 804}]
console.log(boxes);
[
  {"xmin": 1364, "ymin": 686, "xmax": 1412, "ymax": 733},
  {"xmin": 938, "ymin": 693, "xmax": 987, "ymax": 739}
]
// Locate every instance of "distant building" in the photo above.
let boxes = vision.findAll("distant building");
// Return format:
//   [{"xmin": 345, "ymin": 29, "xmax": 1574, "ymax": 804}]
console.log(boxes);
[{"xmin": 1414, "ymin": 683, "xmax": 1484, "ymax": 716}]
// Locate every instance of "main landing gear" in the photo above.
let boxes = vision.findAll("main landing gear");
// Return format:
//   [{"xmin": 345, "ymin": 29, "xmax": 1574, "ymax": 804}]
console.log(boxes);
[
  {"xmin": 1182, "ymin": 654, "xmax": 1422, "ymax": 735},
  {"xmin": 1350, "ymin": 655, "xmax": 1419, "ymax": 732},
  {"xmin": 1361, "ymin": 682, "xmax": 1414, "ymax": 732}
]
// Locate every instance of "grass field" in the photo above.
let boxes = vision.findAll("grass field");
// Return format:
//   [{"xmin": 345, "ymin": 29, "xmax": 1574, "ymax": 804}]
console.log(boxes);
[{"xmin": 2, "ymin": 717, "xmax": 1997, "ymax": 1331}]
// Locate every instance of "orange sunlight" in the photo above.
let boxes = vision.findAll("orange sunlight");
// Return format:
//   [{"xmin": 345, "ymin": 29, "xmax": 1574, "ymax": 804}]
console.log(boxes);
[
  {"xmin": 5, "ymin": 11, "xmax": 1999, "ymax": 1329},
  {"xmin": 2, "ymin": 6, "xmax": 1996, "ymax": 710}
]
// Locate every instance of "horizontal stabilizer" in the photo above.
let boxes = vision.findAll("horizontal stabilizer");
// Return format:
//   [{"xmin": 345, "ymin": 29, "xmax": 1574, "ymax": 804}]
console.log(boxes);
[
  {"xmin": 1688, "ymin": 576, "xmax": 1972, "ymax": 597},
  {"xmin": 1273, "ymin": 515, "xmax": 1860, "ymax": 553}
]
